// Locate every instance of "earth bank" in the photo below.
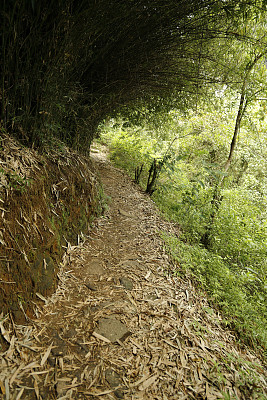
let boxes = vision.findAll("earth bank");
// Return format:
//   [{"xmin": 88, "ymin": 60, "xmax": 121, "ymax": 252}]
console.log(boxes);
[{"xmin": 0, "ymin": 133, "xmax": 102, "ymax": 325}]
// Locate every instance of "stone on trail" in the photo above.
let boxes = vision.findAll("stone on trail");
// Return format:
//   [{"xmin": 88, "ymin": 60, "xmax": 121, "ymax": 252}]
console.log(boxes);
[
  {"xmin": 119, "ymin": 276, "xmax": 133, "ymax": 290},
  {"xmin": 105, "ymin": 368, "xmax": 121, "ymax": 387},
  {"xmin": 86, "ymin": 259, "xmax": 105, "ymax": 275},
  {"xmin": 105, "ymin": 368, "xmax": 125, "ymax": 399},
  {"xmin": 95, "ymin": 318, "xmax": 131, "ymax": 343},
  {"xmin": 56, "ymin": 381, "xmax": 68, "ymax": 397},
  {"xmin": 84, "ymin": 281, "xmax": 97, "ymax": 291},
  {"xmin": 119, "ymin": 259, "xmax": 140, "ymax": 268}
]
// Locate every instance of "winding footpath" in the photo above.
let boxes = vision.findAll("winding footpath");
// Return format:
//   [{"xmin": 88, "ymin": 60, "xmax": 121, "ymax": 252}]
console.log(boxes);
[{"xmin": 0, "ymin": 145, "xmax": 266, "ymax": 399}]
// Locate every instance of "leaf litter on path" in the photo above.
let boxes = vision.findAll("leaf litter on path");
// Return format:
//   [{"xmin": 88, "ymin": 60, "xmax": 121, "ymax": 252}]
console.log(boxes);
[{"xmin": 0, "ymin": 144, "xmax": 266, "ymax": 399}]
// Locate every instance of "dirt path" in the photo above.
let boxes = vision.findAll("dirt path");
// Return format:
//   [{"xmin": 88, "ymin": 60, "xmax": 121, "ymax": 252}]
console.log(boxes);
[{"xmin": 0, "ymin": 146, "xmax": 266, "ymax": 399}]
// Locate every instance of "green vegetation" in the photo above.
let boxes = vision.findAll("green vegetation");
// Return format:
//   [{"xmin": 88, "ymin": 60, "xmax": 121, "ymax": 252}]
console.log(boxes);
[
  {"xmin": 1, "ymin": 1, "xmax": 266, "ymax": 150},
  {"xmin": 99, "ymin": 90, "xmax": 267, "ymax": 353}
]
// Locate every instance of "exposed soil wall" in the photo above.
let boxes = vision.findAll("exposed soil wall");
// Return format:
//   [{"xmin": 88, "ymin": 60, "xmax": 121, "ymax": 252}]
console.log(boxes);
[{"xmin": 0, "ymin": 133, "xmax": 102, "ymax": 323}]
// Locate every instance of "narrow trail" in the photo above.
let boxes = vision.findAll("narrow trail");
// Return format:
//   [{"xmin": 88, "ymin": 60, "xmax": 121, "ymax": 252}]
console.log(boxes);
[{"xmin": 0, "ymin": 146, "xmax": 266, "ymax": 399}]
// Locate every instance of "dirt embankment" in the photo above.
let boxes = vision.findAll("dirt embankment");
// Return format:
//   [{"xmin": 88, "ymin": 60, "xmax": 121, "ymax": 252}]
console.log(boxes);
[{"xmin": 0, "ymin": 133, "xmax": 102, "ymax": 323}]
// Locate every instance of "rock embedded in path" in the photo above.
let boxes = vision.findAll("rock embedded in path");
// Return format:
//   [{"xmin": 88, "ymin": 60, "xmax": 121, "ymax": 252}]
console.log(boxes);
[
  {"xmin": 105, "ymin": 368, "xmax": 125, "ymax": 399},
  {"xmin": 119, "ymin": 259, "xmax": 140, "ymax": 268},
  {"xmin": 114, "ymin": 389, "xmax": 125, "ymax": 399},
  {"xmin": 56, "ymin": 381, "xmax": 68, "ymax": 397},
  {"xmin": 86, "ymin": 259, "xmax": 105, "ymax": 275},
  {"xmin": 119, "ymin": 276, "xmax": 133, "ymax": 290},
  {"xmin": 95, "ymin": 318, "xmax": 131, "ymax": 343},
  {"xmin": 51, "ymin": 340, "xmax": 67, "ymax": 357},
  {"xmin": 84, "ymin": 281, "xmax": 97, "ymax": 291},
  {"xmin": 64, "ymin": 327, "xmax": 77, "ymax": 338}
]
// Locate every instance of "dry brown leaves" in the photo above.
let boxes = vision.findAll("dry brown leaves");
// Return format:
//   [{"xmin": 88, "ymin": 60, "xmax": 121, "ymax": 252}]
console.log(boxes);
[
  {"xmin": 0, "ymin": 146, "xmax": 266, "ymax": 399},
  {"xmin": 0, "ymin": 132, "xmax": 40, "ymax": 190}
]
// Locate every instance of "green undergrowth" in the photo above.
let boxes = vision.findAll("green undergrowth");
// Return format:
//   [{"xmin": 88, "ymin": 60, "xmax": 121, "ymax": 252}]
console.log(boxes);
[
  {"xmin": 97, "ymin": 123, "xmax": 267, "ymax": 356},
  {"xmin": 162, "ymin": 233, "xmax": 267, "ymax": 356}
]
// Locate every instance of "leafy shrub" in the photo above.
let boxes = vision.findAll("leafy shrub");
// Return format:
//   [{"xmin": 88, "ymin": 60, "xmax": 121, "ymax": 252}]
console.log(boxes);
[
  {"xmin": 99, "ymin": 110, "xmax": 267, "ymax": 352},
  {"xmin": 162, "ymin": 233, "xmax": 267, "ymax": 351}
]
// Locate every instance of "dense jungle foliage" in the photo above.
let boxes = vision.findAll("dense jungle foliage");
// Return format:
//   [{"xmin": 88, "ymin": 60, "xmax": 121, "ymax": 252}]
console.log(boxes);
[
  {"xmin": 1, "ymin": 0, "xmax": 266, "ymax": 149},
  {"xmin": 100, "ymin": 89, "xmax": 267, "ymax": 353},
  {"xmin": 1, "ymin": 0, "xmax": 267, "ymax": 354}
]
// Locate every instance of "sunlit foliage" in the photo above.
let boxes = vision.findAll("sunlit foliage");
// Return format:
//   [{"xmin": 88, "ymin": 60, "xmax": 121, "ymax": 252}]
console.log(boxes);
[{"xmin": 100, "ymin": 92, "xmax": 267, "ymax": 350}]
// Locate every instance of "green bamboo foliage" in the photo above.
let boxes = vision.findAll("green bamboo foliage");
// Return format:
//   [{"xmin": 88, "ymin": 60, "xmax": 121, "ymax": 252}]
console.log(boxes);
[
  {"xmin": 0, "ymin": 0, "xmax": 265, "ymax": 149},
  {"xmin": 1, "ymin": 1, "xmax": 71, "ymax": 142}
]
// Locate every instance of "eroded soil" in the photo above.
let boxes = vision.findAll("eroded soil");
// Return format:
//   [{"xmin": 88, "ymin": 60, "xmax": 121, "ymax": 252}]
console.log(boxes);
[
  {"xmin": 0, "ymin": 145, "xmax": 266, "ymax": 399},
  {"xmin": 0, "ymin": 133, "xmax": 100, "ymax": 322}
]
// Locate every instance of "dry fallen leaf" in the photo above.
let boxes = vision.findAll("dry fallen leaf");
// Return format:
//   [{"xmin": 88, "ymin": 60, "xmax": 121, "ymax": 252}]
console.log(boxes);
[
  {"xmin": 40, "ymin": 342, "xmax": 53, "ymax": 366},
  {"xmin": 138, "ymin": 374, "xmax": 158, "ymax": 391}
]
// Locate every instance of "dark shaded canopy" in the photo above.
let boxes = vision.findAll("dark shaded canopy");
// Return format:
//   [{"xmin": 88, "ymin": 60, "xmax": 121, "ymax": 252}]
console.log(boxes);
[{"xmin": 0, "ymin": 0, "xmax": 265, "ymax": 147}]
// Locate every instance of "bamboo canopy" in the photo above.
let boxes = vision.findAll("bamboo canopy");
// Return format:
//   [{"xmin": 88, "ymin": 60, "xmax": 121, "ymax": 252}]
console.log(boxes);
[{"xmin": 0, "ymin": 0, "xmax": 264, "ymax": 148}]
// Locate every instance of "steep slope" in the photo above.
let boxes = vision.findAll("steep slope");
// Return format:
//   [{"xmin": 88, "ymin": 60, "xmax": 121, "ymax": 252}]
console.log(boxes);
[
  {"xmin": 0, "ymin": 133, "xmax": 101, "ymax": 324},
  {"xmin": 0, "ymin": 144, "xmax": 266, "ymax": 399}
]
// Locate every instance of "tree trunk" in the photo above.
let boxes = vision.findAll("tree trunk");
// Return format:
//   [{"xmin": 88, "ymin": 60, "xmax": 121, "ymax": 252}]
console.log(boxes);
[
  {"xmin": 223, "ymin": 80, "xmax": 248, "ymax": 177},
  {"xmin": 201, "ymin": 77, "xmax": 249, "ymax": 248},
  {"xmin": 135, "ymin": 164, "xmax": 143, "ymax": 184},
  {"xmin": 146, "ymin": 159, "xmax": 160, "ymax": 195}
]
